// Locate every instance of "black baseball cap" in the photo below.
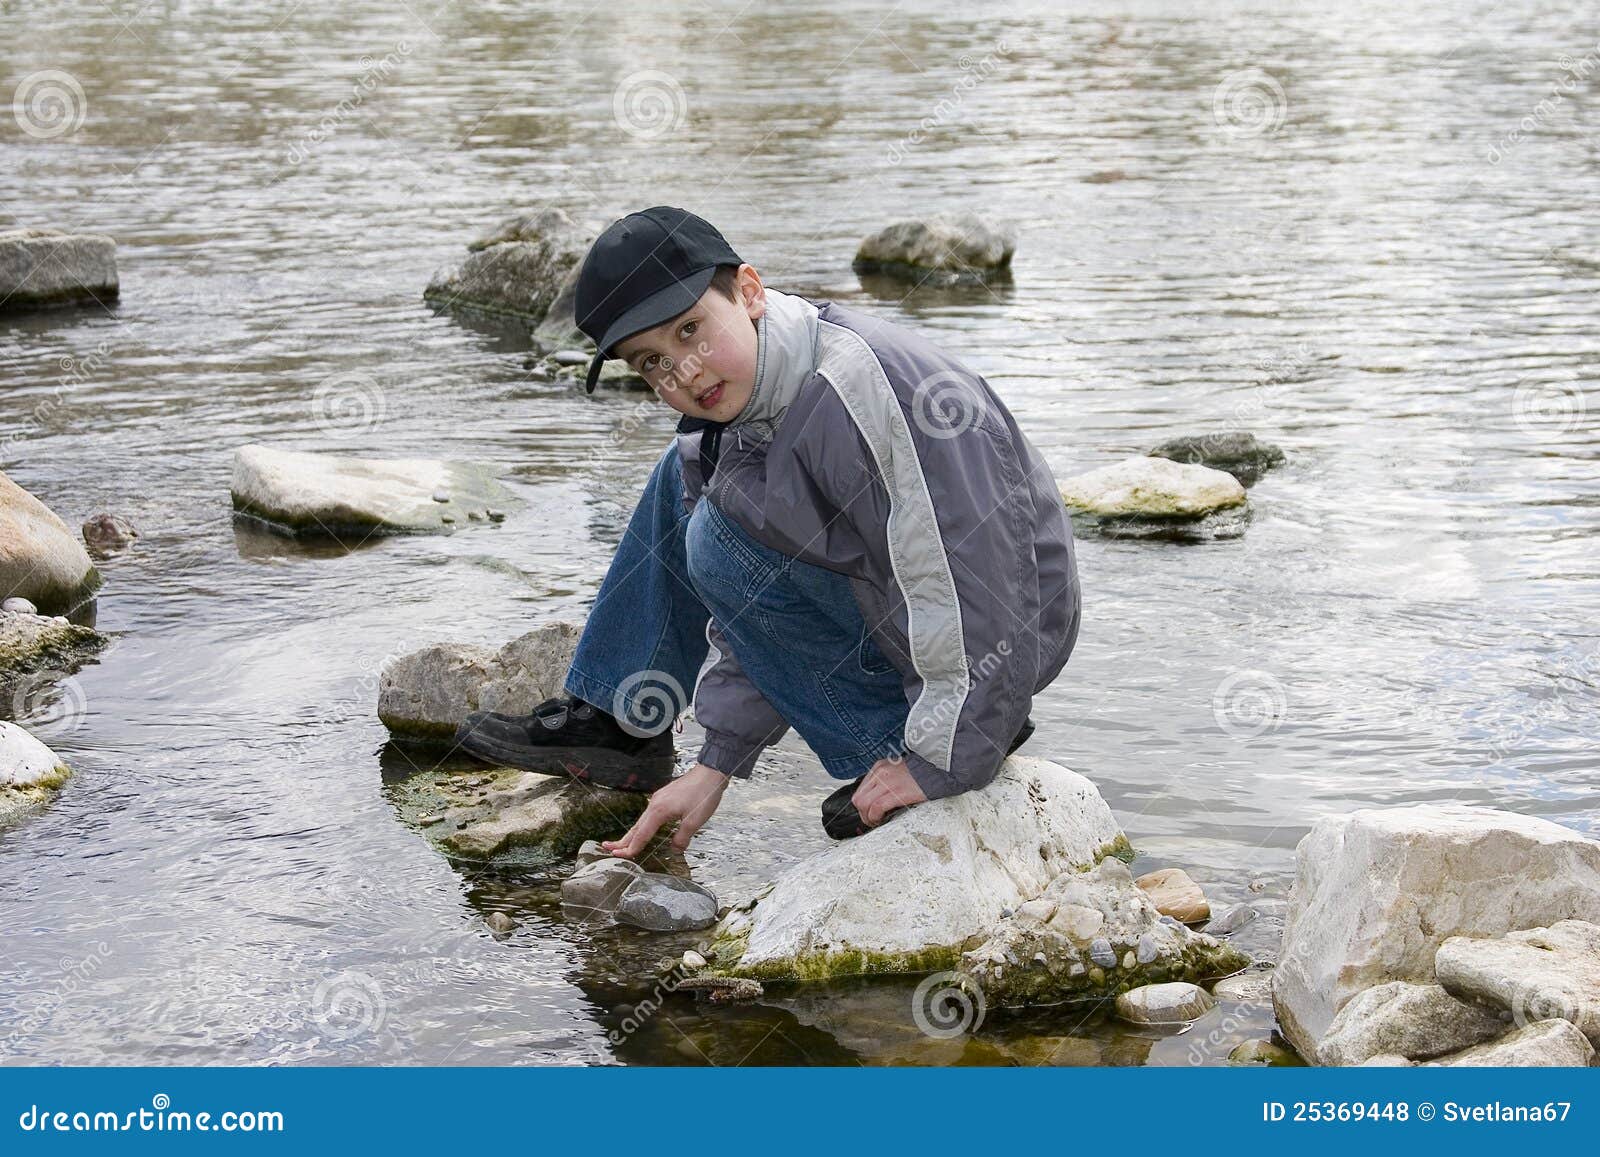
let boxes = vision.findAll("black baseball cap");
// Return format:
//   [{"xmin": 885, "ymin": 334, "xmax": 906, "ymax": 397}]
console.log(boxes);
[{"xmin": 574, "ymin": 206, "xmax": 743, "ymax": 393}]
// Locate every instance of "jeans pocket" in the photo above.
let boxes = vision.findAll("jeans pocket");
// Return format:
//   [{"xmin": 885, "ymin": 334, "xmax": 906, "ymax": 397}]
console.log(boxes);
[{"xmin": 857, "ymin": 626, "xmax": 898, "ymax": 676}]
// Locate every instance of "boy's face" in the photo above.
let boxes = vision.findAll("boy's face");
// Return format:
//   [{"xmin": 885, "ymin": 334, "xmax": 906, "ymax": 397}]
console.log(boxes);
[{"xmin": 612, "ymin": 263, "xmax": 766, "ymax": 422}]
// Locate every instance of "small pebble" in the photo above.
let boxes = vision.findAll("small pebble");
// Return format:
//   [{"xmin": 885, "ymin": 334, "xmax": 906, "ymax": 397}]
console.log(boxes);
[
  {"xmin": 419, "ymin": 814, "xmax": 444, "ymax": 827},
  {"xmin": 1121, "ymin": 950, "xmax": 1136, "ymax": 970},
  {"xmin": 682, "ymin": 949, "xmax": 706, "ymax": 969},
  {"xmin": 432, "ymin": 490, "xmax": 451, "ymax": 503},
  {"xmin": 467, "ymin": 510, "xmax": 483, "ymax": 521},
  {"xmin": 1089, "ymin": 937, "xmax": 1117, "ymax": 968},
  {"xmin": 553, "ymin": 349, "xmax": 590, "ymax": 367},
  {"xmin": 441, "ymin": 514, "xmax": 455, "ymax": 524},
  {"xmin": 1247, "ymin": 877, "xmax": 1268, "ymax": 893},
  {"xmin": 486, "ymin": 508, "xmax": 506, "ymax": 522},
  {"xmin": 486, "ymin": 911, "xmax": 516, "ymax": 934},
  {"xmin": 1135, "ymin": 931, "xmax": 1160, "ymax": 965}
]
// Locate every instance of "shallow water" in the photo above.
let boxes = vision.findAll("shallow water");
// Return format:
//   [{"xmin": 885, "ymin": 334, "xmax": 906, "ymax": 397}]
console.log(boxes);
[{"xmin": 2, "ymin": 0, "xmax": 1596, "ymax": 1065}]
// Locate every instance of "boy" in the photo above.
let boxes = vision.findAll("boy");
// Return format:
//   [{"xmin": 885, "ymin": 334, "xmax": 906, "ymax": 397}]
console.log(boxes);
[{"xmin": 456, "ymin": 206, "xmax": 1081, "ymax": 857}]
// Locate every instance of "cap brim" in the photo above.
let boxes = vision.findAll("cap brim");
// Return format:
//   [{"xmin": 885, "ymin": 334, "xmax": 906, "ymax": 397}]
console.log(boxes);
[{"xmin": 583, "ymin": 266, "xmax": 717, "ymax": 395}]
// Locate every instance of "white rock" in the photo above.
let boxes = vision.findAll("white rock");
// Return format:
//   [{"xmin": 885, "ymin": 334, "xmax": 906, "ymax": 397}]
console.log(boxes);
[
  {"xmin": 1316, "ymin": 981, "xmax": 1508, "ymax": 1066},
  {"xmin": 377, "ymin": 621, "xmax": 581, "ymax": 742},
  {"xmin": 703, "ymin": 757, "xmax": 1129, "ymax": 979},
  {"xmin": 1359, "ymin": 1053, "xmax": 1413, "ymax": 1066},
  {"xmin": 1272, "ymin": 805, "xmax": 1600, "ymax": 1063},
  {"xmin": 1, "ymin": 470, "xmax": 100, "ymax": 613},
  {"xmin": 0, "ymin": 228, "xmax": 118, "ymax": 311},
  {"xmin": 2, "ymin": 597, "xmax": 37, "ymax": 615},
  {"xmin": 230, "ymin": 444, "xmax": 515, "ymax": 537},
  {"xmin": 0, "ymin": 721, "xmax": 72, "ymax": 828},
  {"xmin": 1435, "ymin": 921, "xmax": 1600, "ymax": 1046},
  {"xmin": 1115, "ymin": 982, "xmax": 1215, "ymax": 1024},
  {"xmin": 1425, "ymin": 1019, "xmax": 1595, "ymax": 1067},
  {"xmin": 1060, "ymin": 456, "xmax": 1247, "ymax": 519}
]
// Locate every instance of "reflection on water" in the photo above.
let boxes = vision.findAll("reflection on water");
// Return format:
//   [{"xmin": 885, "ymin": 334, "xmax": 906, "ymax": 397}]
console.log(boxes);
[{"xmin": 1, "ymin": 0, "xmax": 1596, "ymax": 1065}]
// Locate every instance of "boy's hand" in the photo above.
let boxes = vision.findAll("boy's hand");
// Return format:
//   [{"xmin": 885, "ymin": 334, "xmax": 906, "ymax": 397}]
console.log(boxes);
[
  {"xmin": 852, "ymin": 756, "xmax": 928, "ymax": 826},
  {"xmin": 602, "ymin": 762, "xmax": 730, "ymax": 858}
]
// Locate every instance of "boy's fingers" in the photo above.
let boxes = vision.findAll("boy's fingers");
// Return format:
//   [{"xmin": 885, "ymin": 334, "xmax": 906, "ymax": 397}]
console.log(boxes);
[{"xmin": 608, "ymin": 807, "xmax": 665, "ymax": 858}]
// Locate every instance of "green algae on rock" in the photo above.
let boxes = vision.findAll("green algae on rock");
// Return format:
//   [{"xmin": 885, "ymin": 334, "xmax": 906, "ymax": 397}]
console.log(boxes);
[
  {"xmin": 0, "ymin": 610, "xmax": 104, "ymax": 681},
  {"xmin": 388, "ymin": 765, "xmax": 647, "ymax": 868}
]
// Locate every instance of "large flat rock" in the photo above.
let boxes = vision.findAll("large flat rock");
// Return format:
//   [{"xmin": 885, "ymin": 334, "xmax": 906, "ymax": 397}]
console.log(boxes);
[
  {"xmin": 1435, "ymin": 921, "xmax": 1600, "ymax": 1047},
  {"xmin": 1272, "ymin": 805, "xmax": 1600, "ymax": 1062},
  {"xmin": 0, "ymin": 470, "xmax": 101, "ymax": 614},
  {"xmin": 698, "ymin": 757, "xmax": 1131, "ymax": 981},
  {"xmin": 0, "ymin": 228, "xmax": 118, "ymax": 311},
  {"xmin": 230, "ymin": 444, "xmax": 516, "ymax": 538},
  {"xmin": 377, "ymin": 621, "xmax": 580, "ymax": 743},
  {"xmin": 1315, "ymin": 981, "xmax": 1508, "ymax": 1066},
  {"xmin": 1424, "ymin": 1019, "xmax": 1594, "ymax": 1067}
]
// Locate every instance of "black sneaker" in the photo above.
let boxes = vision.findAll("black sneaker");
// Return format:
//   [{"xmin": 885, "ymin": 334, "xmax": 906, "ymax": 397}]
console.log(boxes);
[
  {"xmin": 454, "ymin": 695, "xmax": 675, "ymax": 793},
  {"xmin": 821, "ymin": 717, "xmax": 1037, "ymax": 840}
]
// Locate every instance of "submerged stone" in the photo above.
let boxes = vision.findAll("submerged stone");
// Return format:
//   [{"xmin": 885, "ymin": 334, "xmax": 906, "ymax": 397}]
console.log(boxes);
[
  {"xmin": 615, "ymin": 873, "xmax": 718, "ymax": 932},
  {"xmin": 1147, "ymin": 432, "xmax": 1285, "ymax": 487},
  {"xmin": 1060, "ymin": 456, "xmax": 1248, "ymax": 538},
  {"xmin": 1115, "ymin": 981, "xmax": 1215, "ymax": 1024},
  {"xmin": 388, "ymin": 765, "xmax": 646, "ymax": 867}
]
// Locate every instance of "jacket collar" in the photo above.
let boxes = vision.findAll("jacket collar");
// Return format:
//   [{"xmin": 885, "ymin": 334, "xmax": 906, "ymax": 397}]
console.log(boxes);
[{"xmin": 725, "ymin": 287, "xmax": 820, "ymax": 438}]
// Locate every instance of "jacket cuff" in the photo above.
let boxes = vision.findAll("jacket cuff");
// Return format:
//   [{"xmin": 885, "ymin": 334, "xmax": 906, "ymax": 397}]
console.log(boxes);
[
  {"xmin": 697, "ymin": 731, "xmax": 765, "ymax": 779},
  {"xmin": 903, "ymin": 750, "xmax": 963, "ymax": 801}
]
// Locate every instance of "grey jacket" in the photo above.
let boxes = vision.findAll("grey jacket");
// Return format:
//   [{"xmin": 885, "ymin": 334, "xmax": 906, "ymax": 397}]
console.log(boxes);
[{"xmin": 679, "ymin": 287, "xmax": 1081, "ymax": 800}]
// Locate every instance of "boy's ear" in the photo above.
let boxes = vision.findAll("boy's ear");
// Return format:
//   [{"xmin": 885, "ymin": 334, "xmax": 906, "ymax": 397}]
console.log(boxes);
[{"xmin": 737, "ymin": 263, "xmax": 766, "ymax": 321}]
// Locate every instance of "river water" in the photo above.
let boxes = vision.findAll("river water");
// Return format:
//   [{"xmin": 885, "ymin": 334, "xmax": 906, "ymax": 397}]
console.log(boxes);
[{"xmin": 2, "ymin": 0, "xmax": 1597, "ymax": 1065}]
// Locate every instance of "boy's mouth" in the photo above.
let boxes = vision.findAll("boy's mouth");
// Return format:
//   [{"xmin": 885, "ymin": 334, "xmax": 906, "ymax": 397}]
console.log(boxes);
[{"xmin": 694, "ymin": 381, "xmax": 725, "ymax": 409}]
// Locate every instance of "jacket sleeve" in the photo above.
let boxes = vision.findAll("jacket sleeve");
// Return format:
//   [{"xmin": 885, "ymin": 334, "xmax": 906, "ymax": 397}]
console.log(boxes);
[
  {"xmin": 798, "ymin": 380, "xmax": 1057, "ymax": 802},
  {"xmin": 676, "ymin": 428, "xmax": 791, "ymax": 778}
]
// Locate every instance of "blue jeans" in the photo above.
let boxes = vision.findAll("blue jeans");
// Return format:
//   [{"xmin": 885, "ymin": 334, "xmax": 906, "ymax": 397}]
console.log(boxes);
[{"xmin": 564, "ymin": 441, "xmax": 908, "ymax": 780}]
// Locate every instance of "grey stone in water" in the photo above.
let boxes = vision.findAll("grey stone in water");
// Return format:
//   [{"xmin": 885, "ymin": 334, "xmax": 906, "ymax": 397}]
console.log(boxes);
[
  {"xmin": 1135, "ymin": 931, "xmax": 1161, "ymax": 964},
  {"xmin": 1211, "ymin": 966, "xmax": 1275, "ymax": 1005},
  {"xmin": 0, "ymin": 228, "xmax": 118, "ymax": 311},
  {"xmin": 81, "ymin": 513, "xmax": 139, "ymax": 556},
  {"xmin": 486, "ymin": 911, "xmax": 516, "ymax": 934},
  {"xmin": 1148, "ymin": 432, "xmax": 1286, "ymax": 488},
  {"xmin": 1205, "ymin": 904, "xmax": 1259, "ymax": 937},
  {"xmin": 2, "ymin": 597, "xmax": 36, "ymax": 615},
  {"xmin": 1115, "ymin": 982, "xmax": 1215, "ymax": 1024},
  {"xmin": 561, "ymin": 857, "xmax": 644, "ymax": 914},
  {"xmin": 377, "ymin": 620, "xmax": 580, "ymax": 743},
  {"xmin": 552, "ymin": 349, "xmax": 590, "ymax": 366},
  {"xmin": 615, "ymin": 873, "xmax": 718, "ymax": 932},
  {"xmin": 1089, "ymin": 937, "xmax": 1118, "ymax": 968},
  {"xmin": 424, "ymin": 207, "xmax": 591, "ymax": 324},
  {"xmin": 574, "ymin": 839, "xmax": 610, "ymax": 869},
  {"xmin": 1434, "ymin": 920, "xmax": 1600, "ymax": 1047},
  {"xmin": 1316, "ymin": 981, "xmax": 1509, "ymax": 1066},
  {"xmin": 852, "ymin": 214, "xmax": 1016, "ymax": 285}
]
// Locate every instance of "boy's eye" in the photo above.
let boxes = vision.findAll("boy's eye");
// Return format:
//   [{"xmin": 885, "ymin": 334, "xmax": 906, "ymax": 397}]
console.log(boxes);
[
  {"xmin": 642, "ymin": 355, "xmax": 659, "ymax": 371},
  {"xmin": 681, "ymin": 321, "xmax": 697, "ymax": 338}
]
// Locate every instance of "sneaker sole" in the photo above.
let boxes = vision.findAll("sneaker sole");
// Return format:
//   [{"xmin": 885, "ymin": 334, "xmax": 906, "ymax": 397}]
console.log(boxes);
[{"xmin": 455, "ymin": 729, "xmax": 673, "ymax": 793}]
